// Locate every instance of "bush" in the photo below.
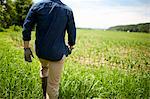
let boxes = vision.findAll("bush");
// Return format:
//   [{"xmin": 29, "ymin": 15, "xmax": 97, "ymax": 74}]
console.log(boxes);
[
  {"xmin": 9, "ymin": 25, "xmax": 22, "ymax": 32},
  {"xmin": 14, "ymin": 25, "xmax": 22, "ymax": 32},
  {"xmin": 0, "ymin": 27, "xmax": 5, "ymax": 32}
]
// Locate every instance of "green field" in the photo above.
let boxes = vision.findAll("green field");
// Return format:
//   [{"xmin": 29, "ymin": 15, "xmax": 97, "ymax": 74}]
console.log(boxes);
[{"xmin": 0, "ymin": 28, "xmax": 150, "ymax": 99}]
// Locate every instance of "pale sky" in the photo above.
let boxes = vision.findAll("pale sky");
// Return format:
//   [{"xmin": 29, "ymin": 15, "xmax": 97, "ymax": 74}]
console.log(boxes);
[{"xmin": 33, "ymin": 0, "xmax": 150, "ymax": 29}]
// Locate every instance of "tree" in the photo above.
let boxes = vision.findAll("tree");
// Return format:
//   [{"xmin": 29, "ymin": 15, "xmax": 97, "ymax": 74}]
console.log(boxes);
[
  {"xmin": 0, "ymin": 0, "xmax": 16, "ymax": 28},
  {"xmin": 14, "ymin": 0, "xmax": 32, "ymax": 26},
  {"xmin": 108, "ymin": 23, "xmax": 150, "ymax": 33}
]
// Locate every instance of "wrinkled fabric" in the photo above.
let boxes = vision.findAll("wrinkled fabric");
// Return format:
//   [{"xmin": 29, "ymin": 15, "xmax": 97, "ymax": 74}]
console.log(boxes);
[
  {"xmin": 22, "ymin": 0, "xmax": 76, "ymax": 61},
  {"xmin": 39, "ymin": 55, "xmax": 65, "ymax": 99}
]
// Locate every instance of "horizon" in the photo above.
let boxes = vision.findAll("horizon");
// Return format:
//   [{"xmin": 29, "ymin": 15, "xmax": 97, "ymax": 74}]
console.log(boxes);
[{"xmin": 33, "ymin": 0, "xmax": 150, "ymax": 29}]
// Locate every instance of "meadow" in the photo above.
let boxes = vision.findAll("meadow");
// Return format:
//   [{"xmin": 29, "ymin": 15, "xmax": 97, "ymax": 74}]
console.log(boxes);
[{"xmin": 0, "ymin": 27, "xmax": 150, "ymax": 99}]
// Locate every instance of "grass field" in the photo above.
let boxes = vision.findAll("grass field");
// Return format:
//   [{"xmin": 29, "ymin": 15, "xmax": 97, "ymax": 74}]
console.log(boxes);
[{"xmin": 0, "ymin": 27, "xmax": 150, "ymax": 99}]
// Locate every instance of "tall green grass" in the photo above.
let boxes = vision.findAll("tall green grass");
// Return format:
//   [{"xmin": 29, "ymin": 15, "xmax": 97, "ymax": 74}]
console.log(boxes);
[{"xmin": 0, "ymin": 28, "xmax": 150, "ymax": 98}]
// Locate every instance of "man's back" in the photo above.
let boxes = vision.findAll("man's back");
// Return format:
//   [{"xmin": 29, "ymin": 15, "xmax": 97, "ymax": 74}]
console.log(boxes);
[{"xmin": 23, "ymin": 0, "xmax": 76, "ymax": 61}]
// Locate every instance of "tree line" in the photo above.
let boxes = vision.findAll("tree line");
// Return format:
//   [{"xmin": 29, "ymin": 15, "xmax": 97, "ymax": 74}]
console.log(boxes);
[
  {"xmin": 0, "ymin": 0, "xmax": 32, "ymax": 29},
  {"xmin": 108, "ymin": 23, "xmax": 150, "ymax": 33}
]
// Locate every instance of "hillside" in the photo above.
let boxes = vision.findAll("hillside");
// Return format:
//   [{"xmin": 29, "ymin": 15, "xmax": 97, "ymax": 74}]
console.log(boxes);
[{"xmin": 108, "ymin": 23, "xmax": 150, "ymax": 33}]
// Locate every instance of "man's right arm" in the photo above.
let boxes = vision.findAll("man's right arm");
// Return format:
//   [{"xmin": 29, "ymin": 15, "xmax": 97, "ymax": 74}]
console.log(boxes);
[
  {"xmin": 22, "ymin": 5, "xmax": 36, "ymax": 43},
  {"xmin": 22, "ymin": 5, "xmax": 36, "ymax": 62},
  {"xmin": 66, "ymin": 10, "xmax": 76, "ymax": 49}
]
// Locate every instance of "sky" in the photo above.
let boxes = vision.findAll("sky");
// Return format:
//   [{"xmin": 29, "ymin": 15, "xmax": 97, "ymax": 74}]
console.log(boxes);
[{"xmin": 33, "ymin": 0, "xmax": 150, "ymax": 29}]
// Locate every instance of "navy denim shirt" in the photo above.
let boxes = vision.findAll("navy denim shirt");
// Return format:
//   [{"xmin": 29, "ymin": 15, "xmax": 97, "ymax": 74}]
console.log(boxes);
[{"xmin": 22, "ymin": 0, "xmax": 76, "ymax": 61}]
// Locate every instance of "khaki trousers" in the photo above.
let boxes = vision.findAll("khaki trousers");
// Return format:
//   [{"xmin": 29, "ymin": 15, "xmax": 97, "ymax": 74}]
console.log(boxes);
[{"xmin": 39, "ymin": 55, "xmax": 65, "ymax": 99}]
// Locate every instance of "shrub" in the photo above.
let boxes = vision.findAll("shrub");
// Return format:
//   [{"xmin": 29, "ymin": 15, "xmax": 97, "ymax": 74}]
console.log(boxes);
[
  {"xmin": 0, "ymin": 27, "xmax": 5, "ymax": 32},
  {"xmin": 9, "ymin": 25, "xmax": 22, "ymax": 32}
]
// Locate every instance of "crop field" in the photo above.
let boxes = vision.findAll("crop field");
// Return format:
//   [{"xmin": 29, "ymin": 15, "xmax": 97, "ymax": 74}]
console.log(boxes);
[{"xmin": 0, "ymin": 27, "xmax": 150, "ymax": 99}]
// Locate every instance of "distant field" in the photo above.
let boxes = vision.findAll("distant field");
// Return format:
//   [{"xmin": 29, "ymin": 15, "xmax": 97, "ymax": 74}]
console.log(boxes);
[{"xmin": 0, "ymin": 28, "xmax": 150, "ymax": 98}]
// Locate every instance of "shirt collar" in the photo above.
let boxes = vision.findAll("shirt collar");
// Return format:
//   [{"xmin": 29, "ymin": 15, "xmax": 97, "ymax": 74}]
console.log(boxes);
[{"xmin": 51, "ymin": 0, "xmax": 60, "ymax": 2}]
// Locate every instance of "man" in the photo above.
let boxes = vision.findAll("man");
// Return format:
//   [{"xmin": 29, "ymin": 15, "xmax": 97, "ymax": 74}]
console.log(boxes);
[{"xmin": 22, "ymin": 0, "xmax": 76, "ymax": 98}]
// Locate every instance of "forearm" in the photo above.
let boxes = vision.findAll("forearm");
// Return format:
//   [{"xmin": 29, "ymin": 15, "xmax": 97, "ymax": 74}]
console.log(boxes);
[
  {"xmin": 24, "ymin": 41, "xmax": 30, "ymax": 48},
  {"xmin": 69, "ymin": 45, "xmax": 74, "ymax": 49}
]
